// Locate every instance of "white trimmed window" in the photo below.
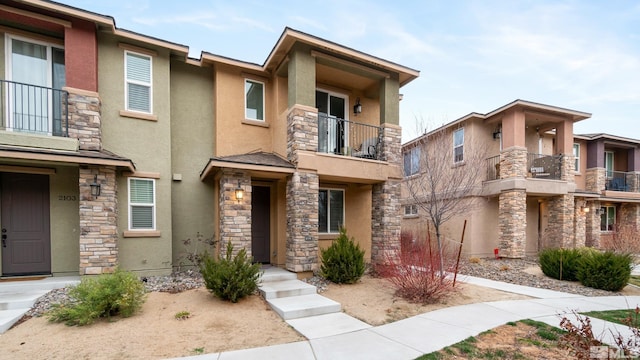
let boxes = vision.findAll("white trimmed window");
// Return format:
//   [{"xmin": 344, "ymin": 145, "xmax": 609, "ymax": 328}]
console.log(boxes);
[
  {"xmin": 600, "ymin": 206, "xmax": 615, "ymax": 232},
  {"xmin": 125, "ymin": 51, "xmax": 152, "ymax": 113},
  {"xmin": 319, "ymin": 188, "xmax": 344, "ymax": 233},
  {"xmin": 128, "ymin": 178, "xmax": 156, "ymax": 230},
  {"xmin": 403, "ymin": 146, "xmax": 420, "ymax": 177},
  {"xmin": 404, "ymin": 204, "xmax": 418, "ymax": 216},
  {"xmin": 453, "ymin": 128, "xmax": 464, "ymax": 163},
  {"xmin": 573, "ymin": 143, "xmax": 580, "ymax": 172},
  {"xmin": 245, "ymin": 79, "xmax": 264, "ymax": 121}
]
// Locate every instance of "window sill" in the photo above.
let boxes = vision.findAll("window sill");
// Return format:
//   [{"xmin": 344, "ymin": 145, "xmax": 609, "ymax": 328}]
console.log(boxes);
[
  {"xmin": 403, "ymin": 214, "xmax": 419, "ymax": 219},
  {"xmin": 319, "ymin": 233, "xmax": 339, "ymax": 240},
  {"xmin": 242, "ymin": 119, "xmax": 269, "ymax": 128},
  {"xmin": 452, "ymin": 161, "xmax": 465, "ymax": 168},
  {"xmin": 123, "ymin": 230, "xmax": 161, "ymax": 238},
  {"xmin": 120, "ymin": 110, "xmax": 158, "ymax": 122}
]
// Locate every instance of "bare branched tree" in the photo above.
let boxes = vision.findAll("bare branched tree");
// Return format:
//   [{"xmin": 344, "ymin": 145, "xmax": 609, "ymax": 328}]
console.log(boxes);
[{"xmin": 404, "ymin": 123, "xmax": 488, "ymax": 275}]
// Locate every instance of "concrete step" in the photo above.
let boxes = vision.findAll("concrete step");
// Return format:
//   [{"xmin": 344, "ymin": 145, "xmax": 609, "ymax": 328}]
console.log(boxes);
[
  {"xmin": 259, "ymin": 279, "xmax": 317, "ymax": 299},
  {"xmin": 0, "ymin": 308, "xmax": 30, "ymax": 333},
  {"xmin": 287, "ymin": 312, "xmax": 372, "ymax": 339},
  {"xmin": 0, "ymin": 290, "xmax": 49, "ymax": 310},
  {"xmin": 0, "ymin": 276, "xmax": 79, "ymax": 294},
  {"xmin": 261, "ymin": 267, "xmax": 297, "ymax": 283},
  {"xmin": 267, "ymin": 294, "xmax": 341, "ymax": 320}
]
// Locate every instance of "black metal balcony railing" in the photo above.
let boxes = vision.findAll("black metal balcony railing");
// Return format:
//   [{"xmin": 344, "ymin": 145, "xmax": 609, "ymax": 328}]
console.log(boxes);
[
  {"xmin": 0, "ymin": 79, "xmax": 69, "ymax": 137},
  {"xmin": 485, "ymin": 153, "xmax": 563, "ymax": 181},
  {"xmin": 318, "ymin": 114, "xmax": 382, "ymax": 160},
  {"xmin": 605, "ymin": 171, "xmax": 640, "ymax": 192}
]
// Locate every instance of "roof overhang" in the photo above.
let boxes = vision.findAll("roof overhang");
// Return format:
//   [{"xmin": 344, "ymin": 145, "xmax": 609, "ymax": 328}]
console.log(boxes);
[{"xmin": 0, "ymin": 146, "xmax": 135, "ymax": 171}]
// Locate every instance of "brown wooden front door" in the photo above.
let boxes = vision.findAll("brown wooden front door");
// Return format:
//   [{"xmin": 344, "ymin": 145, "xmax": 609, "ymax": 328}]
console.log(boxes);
[
  {"xmin": 251, "ymin": 186, "xmax": 270, "ymax": 264},
  {"xmin": 1, "ymin": 173, "xmax": 51, "ymax": 275}
]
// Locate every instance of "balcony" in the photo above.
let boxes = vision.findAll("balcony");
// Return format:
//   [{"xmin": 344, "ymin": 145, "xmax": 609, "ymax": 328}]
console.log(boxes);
[
  {"xmin": 318, "ymin": 114, "xmax": 382, "ymax": 160},
  {"xmin": 486, "ymin": 153, "xmax": 563, "ymax": 181},
  {"xmin": 0, "ymin": 79, "xmax": 69, "ymax": 137},
  {"xmin": 605, "ymin": 171, "xmax": 640, "ymax": 193}
]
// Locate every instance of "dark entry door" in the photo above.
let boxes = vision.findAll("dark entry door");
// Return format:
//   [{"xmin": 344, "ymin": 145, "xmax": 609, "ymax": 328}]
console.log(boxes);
[
  {"xmin": 1, "ymin": 173, "xmax": 51, "ymax": 275},
  {"xmin": 251, "ymin": 186, "xmax": 270, "ymax": 263}
]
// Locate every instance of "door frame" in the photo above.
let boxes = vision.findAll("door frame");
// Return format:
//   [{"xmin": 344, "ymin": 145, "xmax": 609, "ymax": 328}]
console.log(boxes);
[{"xmin": 251, "ymin": 183, "xmax": 272, "ymax": 264}]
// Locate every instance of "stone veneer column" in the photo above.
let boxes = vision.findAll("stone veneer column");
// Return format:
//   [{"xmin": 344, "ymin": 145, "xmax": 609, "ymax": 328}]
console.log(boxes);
[
  {"xmin": 286, "ymin": 105, "xmax": 318, "ymax": 165},
  {"xmin": 371, "ymin": 124, "xmax": 402, "ymax": 265},
  {"xmin": 560, "ymin": 154, "xmax": 575, "ymax": 182},
  {"xmin": 285, "ymin": 105, "xmax": 320, "ymax": 272},
  {"xmin": 79, "ymin": 166, "xmax": 117, "ymax": 275},
  {"xmin": 585, "ymin": 168, "xmax": 606, "ymax": 193},
  {"xmin": 498, "ymin": 147, "xmax": 527, "ymax": 258},
  {"xmin": 574, "ymin": 198, "xmax": 587, "ymax": 247},
  {"xmin": 585, "ymin": 200, "xmax": 601, "ymax": 248},
  {"xmin": 219, "ymin": 170, "xmax": 251, "ymax": 256},
  {"xmin": 627, "ymin": 172, "xmax": 640, "ymax": 192},
  {"xmin": 545, "ymin": 194, "xmax": 575, "ymax": 248},
  {"xmin": 66, "ymin": 88, "xmax": 102, "ymax": 151},
  {"xmin": 286, "ymin": 171, "xmax": 319, "ymax": 272},
  {"xmin": 620, "ymin": 203, "xmax": 640, "ymax": 233}
]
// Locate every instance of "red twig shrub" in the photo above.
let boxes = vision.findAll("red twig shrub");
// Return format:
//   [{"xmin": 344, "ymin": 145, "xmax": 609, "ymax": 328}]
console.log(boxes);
[
  {"xmin": 376, "ymin": 232, "xmax": 457, "ymax": 304},
  {"xmin": 601, "ymin": 224, "xmax": 640, "ymax": 255}
]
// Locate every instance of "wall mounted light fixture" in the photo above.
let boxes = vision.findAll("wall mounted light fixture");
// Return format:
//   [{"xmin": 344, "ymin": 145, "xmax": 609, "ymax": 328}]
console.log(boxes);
[
  {"xmin": 581, "ymin": 206, "xmax": 590, "ymax": 214},
  {"xmin": 235, "ymin": 180, "xmax": 244, "ymax": 203},
  {"xmin": 90, "ymin": 174, "xmax": 101, "ymax": 198},
  {"xmin": 353, "ymin": 97, "xmax": 362, "ymax": 115}
]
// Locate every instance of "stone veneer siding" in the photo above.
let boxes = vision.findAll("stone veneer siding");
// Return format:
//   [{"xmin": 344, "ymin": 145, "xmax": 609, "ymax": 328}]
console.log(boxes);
[
  {"xmin": 285, "ymin": 171, "xmax": 319, "ymax": 272},
  {"xmin": 585, "ymin": 168, "xmax": 606, "ymax": 193},
  {"xmin": 371, "ymin": 124, "xmax": 402, "ymax": 264},
  {"xmin": 66, "ymin": 89, "xmax": 102, "ymax": 151},
  {"xmin": 499, "ymin": 147, "xmax": 528, "ymax": 179},
  {"xmin": 498, "ymin": 189, "xmax": 526, "ymax": 257},
  {"xmin": 286, "ymin": 106, "xmax": 318, "ymax": 165},
  {"xmin": 545, "ymin": 194, "xmax": 575, "ymax": 248},
  {"xmin": 574, "ymin": 198, "xmax": 587, "ymax": 247},
  {"xmin": 626, "ymin": 172, "xmax": 640, "ymax": 192},
  {"xmin": 560, "ymin": 155, "xmax": 575, "ymax": 182},
  {"xmin": 79, "ymin": 166, "xmax": 117, "ymax": 275},
  {"xmin": 620, "ymin": 203, "xmax": 640, "ymax": 233},
  {"xmin": 219, "ymin": 170, "xmax": 252, "ymax": 256},
  {"xmin": 585, "ymin": 200, "xmax": 601, "ymax": 248}
]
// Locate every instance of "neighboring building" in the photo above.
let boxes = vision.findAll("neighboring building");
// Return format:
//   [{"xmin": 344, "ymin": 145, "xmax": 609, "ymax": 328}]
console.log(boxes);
[
  {"xmin": 0, "ymin": 0, "xmax": 419, "ymax": 277},
  {"xmin": 402, "ymin": 100, "xmax": 596, "ymax": 257}
]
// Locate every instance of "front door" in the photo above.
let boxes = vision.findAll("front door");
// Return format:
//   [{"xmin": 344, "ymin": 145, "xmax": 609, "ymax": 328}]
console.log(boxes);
[
  {"xmin": 251, "ymin": 186, "xmax": 270, "ymax": 263},
  {"xmin": 1, "ymin": 173, "xmax": 51, "ymax": 275}
]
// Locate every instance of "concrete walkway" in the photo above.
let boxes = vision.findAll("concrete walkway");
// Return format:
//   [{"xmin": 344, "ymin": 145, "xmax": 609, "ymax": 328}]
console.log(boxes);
[
  {"xmin": 174, "ymin": 273, "xmax": 640, "ymax": 360},
  {"xmin": 2, "ymin": 272, "xmax": 639, "ymax": 359}
]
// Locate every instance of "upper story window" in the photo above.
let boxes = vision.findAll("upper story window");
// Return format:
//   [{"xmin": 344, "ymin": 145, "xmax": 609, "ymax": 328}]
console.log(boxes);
[
  {"xmin": 605, "ymin": 151, "xmax": 614, "ymax": 179},
  {"xmin": 318, "ymin": 188, "xmax": 344, "ymax": 234},
  {"xmin": 125, "ymin": 51, "xmax": 152, "ymax": 114},
  {"xmin": 453, "ymin": 128, "xmax": 464, "ymax": 163},
  {"xmin": 404, "ymin": 146, "xmax": 420, "ymax": 177},
  {"xmin": 245, "ymin": 79, "xmax": 264, "ymax": 121},
  {"xmin": 573, "ymin": 143, "xmax": 580, "ymax": 172},
  {"xmin": 600, "ymin": 205, "xmax": 616, "ymax": 232},
  {"xmin": 129, "ymin": 178, "xmax": 156, "ymax": 230}
]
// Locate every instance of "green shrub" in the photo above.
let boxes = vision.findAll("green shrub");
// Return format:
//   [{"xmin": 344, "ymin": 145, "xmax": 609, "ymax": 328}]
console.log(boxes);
[
  {"xmin": 200, "ymin": 241, "xmax": 262, "ymax": 303},
  {"xmin": 577, "ymin": 251, "xmax": 632, "ymax": 291},
  {"xmin": 48, "ymin": 268, "xmax": 146, "ymax": 326},
  {"xmin": 320, "ymin": 228, "xmax": 365, "ymax": 284},
  {"xmin": 539, "ymin": 248, "xmax": 583, "ymax": 281}
]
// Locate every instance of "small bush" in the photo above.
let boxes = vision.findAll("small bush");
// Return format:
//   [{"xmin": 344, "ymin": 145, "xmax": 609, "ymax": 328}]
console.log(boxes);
[
  {"xmin": 320, "ymin": 228, "xmax": 365, "ymax": 284},
  {"xmin": 378, "ymin": 233, "xmax": 456, "ymax": 304},
  {"xmin": 577, "ymin": 251, "xmax": 632, "ymax": 291},
  {"xmin": 48, "ymin": 269, "xmax": 146, "ymax": 326},
  {"xmin": 200, "ymin": 241, "xmax": 262, "ymax": 303},
  {"xmin": 539, "ymin": 248, "xmax": 584, "ymax": 281}
]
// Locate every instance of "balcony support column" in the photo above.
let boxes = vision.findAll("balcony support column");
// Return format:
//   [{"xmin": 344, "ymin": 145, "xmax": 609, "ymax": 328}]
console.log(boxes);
[
  {"xmin": 66, "ymin": 87, "xmax": 102, "ymax": 151},
  {"xmin": 574, "ymin": 198, "xmax": 587, "ymax": 247},
  {"xmin": 585, "ymin": 200, "xmax": 601, "ymax": 247},
  {"xmin": 545, "ymin": 194, "xmax": 575, "ymax": 248},
  {"xmin": 585, "ymin": 168, "xmax": 606, "ymax": 193},
  {"xmin": 218, "ymin": 170, "xmax": 252, "ymax": 257},
  {"xmin": 620, "ymin": 203, "xmax": 640, "ymax": 234},
  {"xmin": 285, "ymin": 171, "xmax": 319, "ymax": 272},
  {"xmin": 286, "ymin": 105, "xmax": 318, "ymax": 165},
  {"xmin": 498, "ymin": 189, "xmax": 526, "ymax": 258}
]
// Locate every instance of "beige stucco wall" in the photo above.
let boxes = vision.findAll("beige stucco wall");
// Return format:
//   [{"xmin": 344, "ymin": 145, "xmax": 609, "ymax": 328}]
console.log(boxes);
[
  {"xmin": 317, "ymin": 183, "xmax": 373, "ymax": 263},
  {"xmin": 0, "ymin": 34, "xmax": 5, "ymax": 79},
  {"xmin": 98, "ymin": 32, "xmax": 173, "ymax": 275},
  {"xmin": 574, "ymin": 139, "xmax": 587, "ymax": 190},
  {"xmin": 525, "ymin": 197, "xmax": 540, "ymax": 255},
  {"xmin": 214, "ymin": 64, "xmax": 273, "ymax": 156},
  {"xmin": 169, "ymin": 60, "xmax": 216, "ymax": 267}
]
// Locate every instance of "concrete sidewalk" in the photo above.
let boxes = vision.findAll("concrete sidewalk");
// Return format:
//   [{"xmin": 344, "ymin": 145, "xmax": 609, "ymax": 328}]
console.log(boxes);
[{"xmin": 174, "ymin": 274, "xmax": 640, "ymax": 360}]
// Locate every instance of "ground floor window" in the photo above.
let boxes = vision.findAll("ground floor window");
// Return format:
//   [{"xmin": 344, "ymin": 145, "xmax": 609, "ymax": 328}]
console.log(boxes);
[
  {"xmin": 129, "ymin": 177, "xmax": 156, "ymax": 230},
  {"xmin": 600, "ymin": 205, "xmax": 615, "ymax": 232},
  {"xmin": 319, "ymin": 188, "xmax": 344, "ymax": 233},
  {"xmin": 404, "ymin": 204, "xmax": 418, "ymax": 216}
]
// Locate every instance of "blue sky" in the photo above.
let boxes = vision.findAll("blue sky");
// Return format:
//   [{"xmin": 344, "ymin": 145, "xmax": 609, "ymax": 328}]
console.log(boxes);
[{"xmin": 59, "ymin": 0, "xmax": 640, "ymax": 142}]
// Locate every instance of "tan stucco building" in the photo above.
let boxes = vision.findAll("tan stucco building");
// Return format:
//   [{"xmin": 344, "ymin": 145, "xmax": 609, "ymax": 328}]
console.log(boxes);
[
  {"xmin": 0, "ymin": 1, "xmax": 418, "ymax": 277},
  {"xmin": 402, "ymin": 100, "xmax": 640, "ymax": 257}
]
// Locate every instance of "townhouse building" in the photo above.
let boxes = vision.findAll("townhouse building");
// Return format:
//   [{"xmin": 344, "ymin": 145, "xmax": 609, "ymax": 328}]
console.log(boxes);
[{"xmin": 0, "ymin": 0, "xmax": 418, "ymax": 277}]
